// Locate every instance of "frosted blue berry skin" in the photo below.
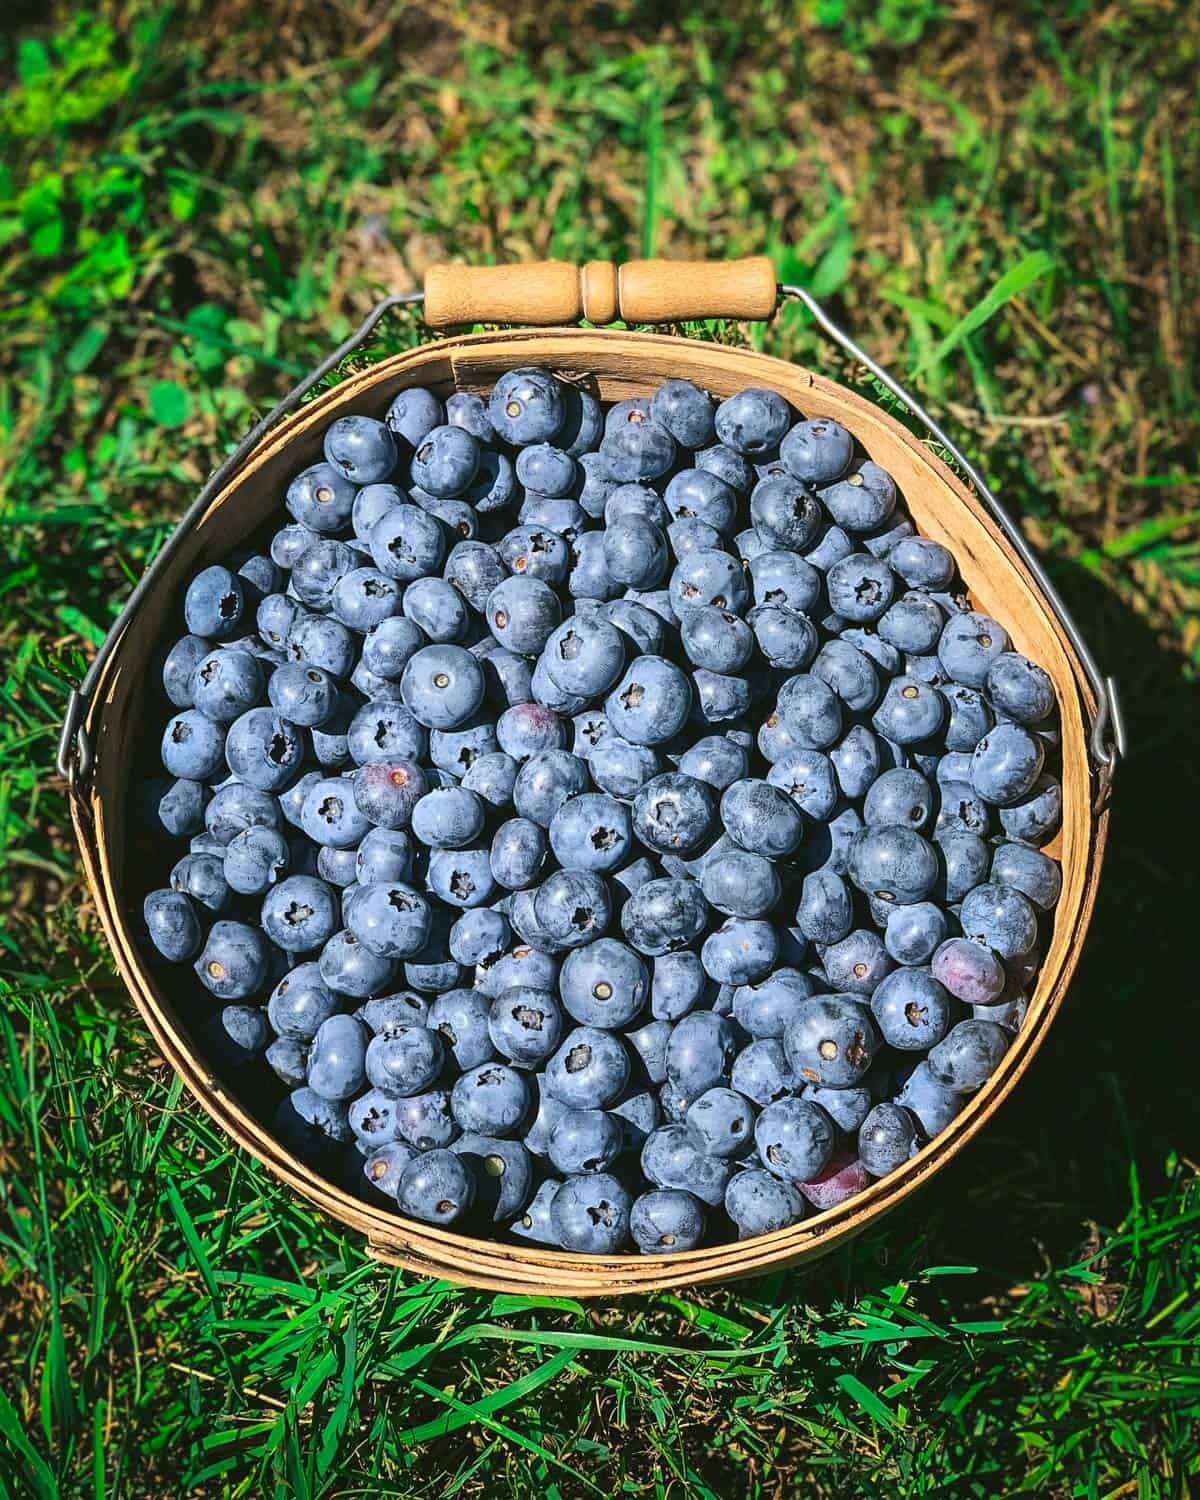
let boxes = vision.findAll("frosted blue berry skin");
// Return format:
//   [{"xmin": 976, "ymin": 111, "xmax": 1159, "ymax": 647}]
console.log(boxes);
[
  {"xmin": 651, "ymin": 379, "xmax": 716, "ymax": 448},
  {"xmin": 323, "ymin": 415, "xmax": 396, "ymax": 485},
  {"xmin": 715, "ymin": 387, "xmax": 790, "ymax": 455},
  {"xmin": 858, "ymin": 1102, "xmax": 919, "ymax": 1177},
  {"xmin": 969, "ymin": 722, "xmax": 1045, "ymax": 806},
  {"xmin": 397, "ymin": 1148, "xmax": 476, "ymax": 1226},
  {"xmin": 755, "ymin": 1097, "xmax": 835, "ymax": 1185},
  {"xmin": 488, "ymin": 367, "xmax": 565, "ymax": 444},
  {"xmin": 781, "ymin": 417, "xmax": 854, "ymax": 486}
]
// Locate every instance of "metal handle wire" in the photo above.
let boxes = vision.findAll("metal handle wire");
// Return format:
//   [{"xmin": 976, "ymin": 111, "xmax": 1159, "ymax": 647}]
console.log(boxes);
[{"xmin": 57, "ymin": 283, "xmax": 1122, "ymax": 795}]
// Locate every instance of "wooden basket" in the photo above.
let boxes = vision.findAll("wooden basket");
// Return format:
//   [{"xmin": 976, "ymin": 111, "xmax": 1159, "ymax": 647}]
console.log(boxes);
[{"xmin": 62, "ymin": 259, "xmax": 1114, "ymax": 1296}]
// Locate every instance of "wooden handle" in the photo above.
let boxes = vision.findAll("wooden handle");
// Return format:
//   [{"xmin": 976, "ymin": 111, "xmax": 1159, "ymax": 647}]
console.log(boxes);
[{"xmin": 423, "ymin": 256, "xmax": 777, "ymax": 327}]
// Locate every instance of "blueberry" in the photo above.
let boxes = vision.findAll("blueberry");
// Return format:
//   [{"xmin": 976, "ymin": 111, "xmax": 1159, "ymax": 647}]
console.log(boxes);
[
  {"xmin": 397, "ymin": 1148, "xmax": 475, "ymax": 1225},
  {"xmin": 699, "ymin": 849, "xmax": 781, "ymax": 920},
  {"xmin": 887, "ymin": 536, "xmax": 953, "ymax": 591},
  {"xmin": 143, "ymin": 888, "xmax": 202, "ymax": 962},
  {"xmin": 877, "ymin": 589, "xmax": 945, "ymax": 654},
  {"xmin": 323, "ymin": 414, "xmax": 396, "ymax": 483},
  {"xmin": 219, "ymin": 823, "xmax": 287, "ymax": 894},
  {"xmin": 408, "ymin": 785, "xmax": 485, "ymax": 850},
  {"xmin": 360, "ymin": 1141, "xmax": 418, "ymax": 1198},
  {"xmin": 958, "ymin": 882, "xmax": 1038, "ymax": 959},
  {"xmin": 997, "ymin": 773, "xmax": 1062, "ymax": 846},
  {"xmin": 408, "ymin": 423, "xmax": 480, "ymax": 497},
  {"xmin": 158, "ymin": 709, "xmax": 226, "ymax": 782},
  {"xmin": 445, "ymin": 910, "xmax": 508, "ymax": 970},
  {"xmin": 461, "ymin": 751, "xmax": 519, "ymax": 810},
  {"xmin": 883, "ymin": 901, "xmax": 949, "ymax": 965},
  {"xmin": 448, "ymin": 1133, "xmax": 532, "ymax": 1221},
  {"xmin": 651, "ymin": 379, "xmax": 716, "ymax": 448},
  {"xmin": 719, "ymin": 778, "xmax": 804, "ymax": 859},
  {"xmin": 398, "ymin": 644, "xmax": 485, "ymax": 731},
  {"xmin": 869, "ymin": 966, "xmax": 952, "ymax": 1050},
  {"xmin": 778, "ymin": 416, "xmax": 853, "ymax": 485},
  {"xmin": 728, "ymin": 968, "xmax": 812, "ymax": 1039},
  {"xmin": 161, "ymin": 634, "xmax": 215, "ymax": 707},
  {"xmin": 715, "ymin": 387, "xmax": 790, "ymax": 455},
  {"xmin": 368, "ymin": 504, "xmax": 446, "ymax": 585},
  {"xmin": 663, "ymin": 468, "xmax": 738, "ymax": 533},
  {"xmin": 819, "ymin": 461, "xmax": 897, "ymax": 534},
  {"xmin": 285, "ymin": 461, "xmax": 357, "ymax": 533},
  {"xmin": 794, "ymin": 869, "xmax": 854, "ymax": 947},
  {"xmin": 287, "ymin": 613, "xmax": 357, "ymax": 679},
  {"xmin": 848, "ymin": 825, "xmax": 938, "ymax": 906},
  {"xmin": 630, "ymin": 773, "xmax": 712, "ymax": 856},
  {"xmin": 386, "ymin": 386, "xmax": 445, "ymax": 448},
  {"xmin": 699, "ymin": 917, "xmax": 777, "ymax": 986},
  {"xmin": 797, "ymin": 1080, "xmax": 870, "ymax": 1135},
  {"xmin": 343, "ymin": 881, "xmax": 433, "ymax": 959},
  {"xmin": 545, "ymin": 796, "xmax": 632, "ymax": 879},
  {"xmin": 318, "ymin": 926, "xmax": 398, "ymax": 998},
  {"xmin": 651, "ymin": 952, "xmax": 707, "ymax": 1021},
  {"xmin": 856, "ymin": 1102, "xmax": 918, "ymax": 1177},
  {"xmin": 755, "ymin": 1097, "xmax": 835, "ymax": 1185},
  {"xmin": 447, "ymin": 1061, "xmax": 529, "ymax": 1136},
  {"xmin": 542, "ymin": 1025, "xmax": 629, "ymax": 1109},
  {"xmin": 825, "ymin": 552, "xmax": 896, "ymax": 625},
  {"xmin": 266, "ymin": 961, "xmax": 338, "ymax": 1039},
  {"xmin": 725, "ymin": 1167, "xmax": 804, "ymax": 1238},
  {"xmin": 985, "ymin": 651, "xmax": 1055, "ymax": 725},
  {"xmin": 426, "ymin": 847, "xmax": 496, "ymax": 909},
  {"xmin": 685, "ymin": 1086, "xmax": 755, "ymax": 1159},
  {"xmin": 270, "ymin": 522, "xmax": 318, "ymax": 570},
  {"xmin": 620, "ymin": 878, "xmax": 709, "ymax": 957},
  {"xmin": 489, "ymin": 367, "xmax": 564, "ymax": 444},
  {"xmin": 938, "ymin": 683, "xmax": 993, "ymax": 752},
  {"xmin": 970, "ymin": 722, "xmax": 1045, "ymax": 805},
  {"xmin": 639, "ymin": 1124, "xmax": 732, "ymax": 1205},
  {"xmin": 895, "ymin": 1059, "xmax": 964, "ymax": 1136},
  {"xmin": 663, "ymin": 1011, "xmax": 735, "ymax": 1102},
  {"xmin": 990, "ymin": 841, "xmax": 1061, "ymax": 911},
  {"xmin": 669, "ymin": 518, "xmax": 725, "ymax": 560},
  {"xmin": 773, "ymin": 673, "xmax": 840, "ymax": 750},
  {"xmin": 496, "ymin": 527, "xmax": 571, "ymax": 591},
  {"xmin": 871, "ymin": 675, "xmax": 945, "ymax": 745},
  {"xmin": 184, "ymin": 565, "xmax": 244, "ymax": 639},
  {"xmin": 489, "ymin": 817, "xmax": 549, "ymax": 891},
  {"xmin": 938, "ymin": 610, "xmax": 1009, "ymax": 688},
  {"xmin": 519, "ymin": 494, "xmax": 587, "ymax": 541},
  {"xmin": 669, "ymin": 548, "xmax": 750, "ymax": 622},
  {"xmin": 549, "ymin": 1173, "xmax": 631, "ymax": 1253},
  {"xmin": 194, "ymin": 920, "xmax": 269, "ymax": 1000},
  {"xmin": 783, "ymin": 995, "xmax": 880, "ymax": 1088},
  {"xmin": 545, "ymin": 1107, "xmax": 622, "ymax": 1176},
  {"xmin": 935, "ymin": 779, "xmax": 992, "ymax": 838},
  {"xmin": 827, "ymin": 724, "xmax": 879, "ymax": 800},
  {"xmin": 530, "ymin": 868, "xmax": 610, "ymax": 949},
  {"xmin": 509, "ymin": 1176, "xmax": 564, "ymax": 1245},
  {"xmin": 931, "ymin": 937, "xmax": 1006, "ymax": 1004},
  {"xmin": 305, "ymin": 1013, "xmax": 368, "ymax": 1101},
  {"xmin": 927, "ymin": 1018, "xmax": 1010, "ymax": 1093},
  {"xmin": 359, "ymin": 1021, "xmax": 444, "ymax": 1099},
  {"xmin": 676, "ymin": 734, "xmax": 749, "ymax": 793},
  {"xmin": 138, "ymin": 776, "xmax": 210, "ymax": 839},
  {"xmin": 350, "ymin": 483, "xmax": 404, "ymax": 542},
  {"xmin": 488, "ymin": 985, "xmax": 564, "ymax": 1066},
  {"xmin": 821, "ymin": 928, "xmax": 893, "ymax": 994},
  {"xmin": 169, "ymin": 850, "xmax": 229, "ymax": 913}
]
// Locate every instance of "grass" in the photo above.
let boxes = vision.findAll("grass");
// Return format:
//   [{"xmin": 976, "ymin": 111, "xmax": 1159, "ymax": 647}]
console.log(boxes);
[{"xmin": 1, "ymin": 1, "xmax": 1198, "ymax": 1493}]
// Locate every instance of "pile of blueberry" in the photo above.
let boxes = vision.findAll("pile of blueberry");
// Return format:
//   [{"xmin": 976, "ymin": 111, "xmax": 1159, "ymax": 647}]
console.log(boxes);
[{"xmin": 137, "ymin": 366, "xmax": 1063, "ymax": 1255}]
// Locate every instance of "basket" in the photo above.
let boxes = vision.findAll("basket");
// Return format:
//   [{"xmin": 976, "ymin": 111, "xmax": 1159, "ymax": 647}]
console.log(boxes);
[{"xmin": 59, "ymin": 258, "xmax": 1121, "ymax": 1296}]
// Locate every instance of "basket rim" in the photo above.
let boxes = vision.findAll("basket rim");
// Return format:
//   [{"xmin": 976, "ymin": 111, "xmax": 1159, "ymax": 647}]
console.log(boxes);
[{"xmin": 76, "ymin": 326, "xmax": 1109, "ymax": 1292}]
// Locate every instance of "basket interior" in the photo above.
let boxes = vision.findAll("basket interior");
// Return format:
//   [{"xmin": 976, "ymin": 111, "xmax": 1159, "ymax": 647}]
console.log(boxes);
[{"xmin": 77, "ymin": 329, "xmax": 1103, "ymax": 1294}]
